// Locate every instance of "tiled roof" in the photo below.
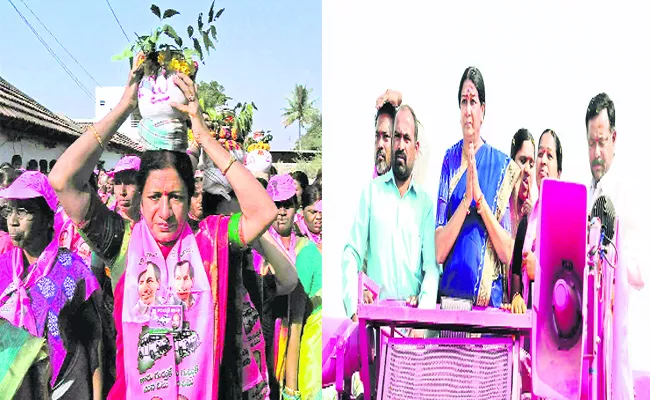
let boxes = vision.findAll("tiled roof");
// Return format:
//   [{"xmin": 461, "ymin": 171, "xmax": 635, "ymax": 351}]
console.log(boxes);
[
  {"xmin": 0, "ymin": 75, "xmax": 83, "ymax": 138},
  {"xmin": 0, "ymin": 76, "xmax": 142, "ymax": 153},
  {"xmin": 77, "ymin": 122, "xmax": 144, "ymax": 153}
]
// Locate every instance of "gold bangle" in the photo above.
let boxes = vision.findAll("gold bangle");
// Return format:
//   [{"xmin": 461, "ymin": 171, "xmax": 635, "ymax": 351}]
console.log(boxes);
[
  {"xmin": 88, "ymin": 125, "xmax": 105, "ymax": 150},
  {"xmin": 223, "ymin": 155, "xmax": 236, "ymax": 175}
]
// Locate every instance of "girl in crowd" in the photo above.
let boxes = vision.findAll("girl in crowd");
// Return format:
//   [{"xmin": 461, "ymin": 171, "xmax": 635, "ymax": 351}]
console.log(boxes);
[
  {"xmin": 0, "ymin": 172, "xmax": 102, "ymax": 399},
  {"xmin": 188, "ymin": 170, "xmax": 204, "ymax": 233},
  {"xmin": 507, "ymin": 128, "xmax": 536, "ymax": 314},
  {"xmin": 49, "ymin": 56, "xmax": 296, "ymax": 399},
  {"xmin": 435, "ymin": 66, "xmax": 520, "ymax": 308},
  {"xmin": 265, "ymin": 175, "xmax": 311, "ymax": 400},
  {"xmin": 104, "ymin": 175, "xmax": 116, "ymax": 210},
  {"xmin": 290, "ymin": 171, "xmax": 309, "ymax": 209},
  {"xmin": 295, "ymin": 185, "xmax": 322, "ymax": 245},
  {"xmin": 268, "ymin": 175, "xmax": 310, "ymax": 260}
]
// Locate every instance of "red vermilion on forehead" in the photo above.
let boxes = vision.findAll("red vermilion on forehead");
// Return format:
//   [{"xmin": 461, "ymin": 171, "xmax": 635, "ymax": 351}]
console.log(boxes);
[{"xmin": 463, "ymin": 87, "xmax": 477, "ymax": 100}]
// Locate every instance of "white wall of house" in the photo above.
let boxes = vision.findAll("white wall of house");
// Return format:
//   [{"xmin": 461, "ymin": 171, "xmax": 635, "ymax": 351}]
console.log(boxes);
[
  {"xmin": 0, "ymin": 128, "xmax": 122, "ymax": 169},
  {"xmin": 95, "ymin": 87, "xmax": 140, "ymax": 143}
]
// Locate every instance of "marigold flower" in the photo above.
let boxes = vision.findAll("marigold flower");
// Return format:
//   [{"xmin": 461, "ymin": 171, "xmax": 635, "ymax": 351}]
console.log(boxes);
[
  {"xmin": 179, "ymin": 65, "xmax": 191, "ymax": 75},
  {"xmin": 169, "ymin": 59, "xmax": 181, "ymax": 71}
]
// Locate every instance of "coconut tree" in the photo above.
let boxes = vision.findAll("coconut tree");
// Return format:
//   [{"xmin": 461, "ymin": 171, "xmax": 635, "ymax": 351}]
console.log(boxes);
[{"xmin": 281, "ymin": 84, "xmax": 318, "ymax": 151}]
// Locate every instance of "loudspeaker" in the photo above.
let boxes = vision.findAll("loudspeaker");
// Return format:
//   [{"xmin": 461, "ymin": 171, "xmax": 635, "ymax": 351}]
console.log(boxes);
[
  {"xmin": 531, "ymin": 179, "xmax": 588, "ymax": 399},
  {"xmin": 322, "ymin": 317, "xmax": 360, "ymax": 387}
]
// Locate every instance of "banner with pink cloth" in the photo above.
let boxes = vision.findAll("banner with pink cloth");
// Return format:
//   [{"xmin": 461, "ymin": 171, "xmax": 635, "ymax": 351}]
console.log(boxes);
[{"xmin": 121, "ymin": 221, "xmax": 215, "ymax": 399}]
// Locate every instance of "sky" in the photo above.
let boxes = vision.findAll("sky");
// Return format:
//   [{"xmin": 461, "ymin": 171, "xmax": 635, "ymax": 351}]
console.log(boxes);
[
  {"xmin": 0, "ymin": 0, "xmax": 321, "ymax": 150},
  {"xmin": 322, "ymin": 1, "xmax": 649, "ymax": 318}
]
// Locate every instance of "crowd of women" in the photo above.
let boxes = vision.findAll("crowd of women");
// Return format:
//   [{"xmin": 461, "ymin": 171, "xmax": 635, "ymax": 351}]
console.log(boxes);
[{"xmin": 0, "ymin": 57, "xmax": 322, "ymax": 399}]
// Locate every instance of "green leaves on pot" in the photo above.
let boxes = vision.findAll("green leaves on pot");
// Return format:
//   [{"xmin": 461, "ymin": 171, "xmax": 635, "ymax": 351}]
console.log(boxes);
[
  {"xmin": 162, "ymin": 9, "xmax": 180, "ymax": 19},
  {"xmin": 151, "ymin": 4, "xmax": 161, "ymax": 18},
  {"xmin": 152, "ymin": 5, "xmax": 179, "ymax": 20},
  {"xmin": 193, "ymin": 38, "xmax": 203, "ymax": 61},
  {"xmin": 163, "ymin": 24, "xmax": 182, "ymax": 48},
  {"xmin": 112, "ymin": 2, "xmax": 224, "ymax": 65},
  {"xmin": 112, "ymin": 47, "xmax": 134, "ymax": 61},
  {"xmin": 186, "ymin": 1, "xmax": 222, "ymax": 63}
]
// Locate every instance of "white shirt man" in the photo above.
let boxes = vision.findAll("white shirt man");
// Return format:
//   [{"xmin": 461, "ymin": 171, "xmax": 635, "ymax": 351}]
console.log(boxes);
[{"xmin": 586, "ymin": 94, "xmax": 649, "ymax": 399}]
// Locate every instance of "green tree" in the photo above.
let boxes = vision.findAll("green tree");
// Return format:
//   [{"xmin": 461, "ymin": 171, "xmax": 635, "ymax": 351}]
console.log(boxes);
[
  {"xmin": 197, "ymin": 80, "xmax": 230, "ymax": 111},
  {"xmin": 233, "ymin": 102, "xmax": 256, "ymax": 138},
  {"xmin": 293, "ymin": 111, "xmax": 321, "ymax": 151},
  {"xmin": 281, "ymin": 84, "xmax": 318, "ymax": 151}
]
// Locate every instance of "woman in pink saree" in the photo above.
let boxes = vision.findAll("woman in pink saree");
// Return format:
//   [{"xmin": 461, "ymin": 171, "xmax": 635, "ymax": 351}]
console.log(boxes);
[{"xmin": 49, "ymin": 59, "xmax": 296, "ymax": 400}]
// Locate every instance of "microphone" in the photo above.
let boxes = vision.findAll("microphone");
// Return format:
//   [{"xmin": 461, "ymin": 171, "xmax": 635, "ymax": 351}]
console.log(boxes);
[{"xmin": 590, "ymin": 195, "xmax": 616, "ymax": 247}]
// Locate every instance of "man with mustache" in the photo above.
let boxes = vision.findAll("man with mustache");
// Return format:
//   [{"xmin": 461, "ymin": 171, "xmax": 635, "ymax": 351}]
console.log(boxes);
[
  {"xmin": 342, "ymin": 105, "xmax": 439, "ymax": 335},
  {"xmin": 133, "ymin": 262, "xmax": 163, "ymax": 320},
  {"xmin": 584, "ymin": 93, "xmax": 649, "ymax": 398},
  {"xmin": 373, "ymin": 90, "xmax": 401, "ymax": 177}
]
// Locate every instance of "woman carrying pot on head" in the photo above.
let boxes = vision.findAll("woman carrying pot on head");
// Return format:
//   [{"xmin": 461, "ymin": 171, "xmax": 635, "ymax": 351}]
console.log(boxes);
[
  {"xmin": 0, "ymin": 171, "xmax": 103, "ymax": 400},
  {"xmin": 435, "ymin": 66, "xmax": 521, "ymax": 309},
  {"xmin": 295, "ymin": 184, "xmax": 322, "ymax": 245},
  {"xmin": 50, "ymin": 56, "xmax": 297, "ymax": 399},
  {"xmin": 201, "ymin": 131, "xmax": 302, "ymax": 400}
]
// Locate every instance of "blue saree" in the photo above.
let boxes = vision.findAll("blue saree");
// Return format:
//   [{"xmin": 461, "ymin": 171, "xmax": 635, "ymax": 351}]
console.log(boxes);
[{"xmin": 437, "ymin": 139, "xmax": 520, "ymax": 307}]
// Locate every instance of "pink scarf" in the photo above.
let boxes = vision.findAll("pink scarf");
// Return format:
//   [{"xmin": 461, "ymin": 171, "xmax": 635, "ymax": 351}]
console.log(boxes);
[
  {"xmin": 58, "ymin": 217, "xmax": 92, "ymax": 266},
  {"xmin": 0, "ymin": 240, "xmax": 99, "ymax": 386},
  {"xmin": 0, "ymin": 231, "xmax": 14, "ymax": 255},
  {"xmin": 295, "ymin": 213, "xmax": 322, "ymax": 245},
  {"xmin": 110, "ymin": 215, "xmax": 269, "ymax": 399},
  {"xmin": 0, "ymin": 240, "xmax": 59, "ymax": 336},
  {"xmin": 121, "ymin": 220, "xmax": 215, "ymax": 399}
]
